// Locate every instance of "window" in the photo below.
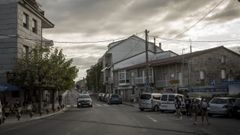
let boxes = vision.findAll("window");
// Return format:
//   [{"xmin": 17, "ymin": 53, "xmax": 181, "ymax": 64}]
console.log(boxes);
[
  {"xmin": 169, "ymin": 95, "xmax": 175, "ymax": 101},
  {"xmin": 221, "ymin": 69, "xmax": 226, "ymax": 79},
  {"xmin": 32, "ymin": 19, "xmax": 37, "ymax": 33},
  {"xmin": 200, "ymin": 70, "xmax": 205, "ymax": 80},
  {"xmin": 118, "ymin": 70, "xmax": 126, "ymax": 83},
  {"xmin": 23, "ymin": 13, "xmax": 29, "ymax": 29},
  {"xmin": 161, "ymin": 95, "xmax": 168, "ymax": 101},
  {"xmin": 23, "ymin": 45, "xmax": 29, "ymax": 58},
  {"xmin": 221, "ymin": 56, "xmax": 226, "ymax": 64},
  {"xmin": 140, "ymin": 94, "xmax": 151, "ymax": 100}
]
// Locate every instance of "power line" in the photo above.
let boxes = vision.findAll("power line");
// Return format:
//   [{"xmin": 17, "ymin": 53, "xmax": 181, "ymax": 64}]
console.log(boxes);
[
  {"xmin": 152, "ymin": 35, "xmax": 240, "ymax": 43},
  {"xmin": 173, "ymin": 0, "xmax": 226, "ymax": 38},
  {"xmin": 0, "ymin": 31, "xmax": 144, "ymax": 44}
]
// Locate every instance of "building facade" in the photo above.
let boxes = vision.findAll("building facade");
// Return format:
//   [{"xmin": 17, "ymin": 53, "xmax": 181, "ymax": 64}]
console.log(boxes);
[
  {"xmin": 0, "ymin": 0, "xmax": 54, "ymax": 83},
  {"xmin": 153, "ymin": 46, "xmax": 240, "ymax": 96},
  {"xmin": 101, "ymin": 35, "xmax": 177, "ymax": 101},
  {"xmin": 0, "ymin": 0, "xmax": 54, "ymax": 105}
]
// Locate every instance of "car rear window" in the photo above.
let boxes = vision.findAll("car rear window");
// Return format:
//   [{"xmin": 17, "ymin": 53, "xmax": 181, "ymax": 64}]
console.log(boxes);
[
  {"xmin": 161, "ymin": 95, "xmax": 168, "ymax": 101},
  {"xmin": 169, "ymin": 95, "xmax": 175, "ymax": 101},
  {"xmin": 112, "ymin": 95, "xmax": 119, "ymax": 98},
  {"xmin": 211, "ymin": 98, "xmax": 227, "ymax": 104},
  {"xmin": 140, "ymin": 94, "xmax": 151, "ymax": 100}
]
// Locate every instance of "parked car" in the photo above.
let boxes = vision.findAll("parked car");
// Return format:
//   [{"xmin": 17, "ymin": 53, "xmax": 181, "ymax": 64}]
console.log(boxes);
[
  {"xmin": 107, "ymin": 94, "xmax": 122, "ymax": 104},
  {"xmin": 233, "ymin": 98, "xmax": 240, "ymax": 118},
  {"xmin": 159, "ymin": 93, "xmax": 185, "ymax": 112},
  {"xmin": 100, "ymin": 93, "xmax": 105, "ymax": 101},
  {"xmin": 139, "ymin": 93, "xmax": 162, "ymax": 112},
  {"xmin": 77, "ymin": 94, "xmax": 93, "ymax": 108},
  {"xmin": 98, "ymin": 93, "xmax": 104, "ymax": 101},
  {"xmin": 208, "ymin": 97, "xmax": 235, "ymax": 117},
  {"xmin": 0, "ymin": 100, "xmax": 4, "ymax": 125},
  {"xmin": 104, "ymin": 93, "xmax": 111, "ymax": 102}
]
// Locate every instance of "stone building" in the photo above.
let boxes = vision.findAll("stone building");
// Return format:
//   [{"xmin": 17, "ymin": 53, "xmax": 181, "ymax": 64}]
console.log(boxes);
[
  {"xmin": 114, "ymin": 46, "xmax": 240, "ymax": 100},
  {"xmin": 152, "ymin": 46, "xmax": 240, "ymax": 97}
]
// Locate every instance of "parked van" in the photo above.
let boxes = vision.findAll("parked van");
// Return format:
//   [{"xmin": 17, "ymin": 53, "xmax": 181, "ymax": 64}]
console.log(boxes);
[
  {"xmin": 139, "ymin": 93, "xmax": 162, "ymax": 112},
  {"xmin": 159, "ymin": 93, "xmax": 185, "ymax": 112}
]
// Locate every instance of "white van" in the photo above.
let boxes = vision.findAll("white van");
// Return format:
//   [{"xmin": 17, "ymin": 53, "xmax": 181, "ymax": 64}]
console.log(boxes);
[
  {"xmin": 139, "ymin": 93, "xmax": 162, "ymax": 112},
  {"xmin": 159, "ymin": 93, "xmax": 185, "ymax": 112}
]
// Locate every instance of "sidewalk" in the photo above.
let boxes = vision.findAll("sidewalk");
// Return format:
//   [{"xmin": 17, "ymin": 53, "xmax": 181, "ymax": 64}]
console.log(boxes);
[
  {"xmin": 123, "ymin": 102, "xmax": 138, "ymax": 108},
  {"xmin": 3, "ymin": 108, "xmax": 67, "ymax": 125}
]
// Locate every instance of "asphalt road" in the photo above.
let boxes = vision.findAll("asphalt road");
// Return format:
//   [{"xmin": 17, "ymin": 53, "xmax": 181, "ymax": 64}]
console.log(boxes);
[{"xmin": 0, "ymin": 99, "xmax": 240, "ymax": 135}]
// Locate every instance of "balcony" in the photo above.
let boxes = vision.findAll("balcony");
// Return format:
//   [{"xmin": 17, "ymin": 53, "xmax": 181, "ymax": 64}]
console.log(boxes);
[
  {"xmin": 118, "ymin": 79, "xmax": 130, "ymax": 86},
  {"xmin": 135, "ymin": 76, "xmax": 154, "ymax": 85}
]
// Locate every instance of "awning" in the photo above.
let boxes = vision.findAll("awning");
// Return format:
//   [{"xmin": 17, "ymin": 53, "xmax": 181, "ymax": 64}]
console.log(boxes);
[{"xmin": 0, "ymin": 83, "xmax": 21, "ymax": 92}]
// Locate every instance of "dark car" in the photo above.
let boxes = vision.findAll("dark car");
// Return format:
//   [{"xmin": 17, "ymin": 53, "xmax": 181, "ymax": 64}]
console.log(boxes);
[
  {"xmin": 233, "ymin": 98, "xmax": 240, "ymax": 118},
  {"xmin": 107, "ymin": 94, "xmax": 122, "ymax": 104}
]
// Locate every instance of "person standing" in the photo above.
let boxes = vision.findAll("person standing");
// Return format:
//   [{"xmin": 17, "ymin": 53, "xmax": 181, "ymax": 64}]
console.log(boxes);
[
  {"xmin": 201, "ymin": 98, "xmax": 210, "ymax": 125},
  {"xmin": 185, "ymin": 95, "xmax": 191, "ymax": 116},
  {"xmin": 192, "ymin": 98, "xmax": 200, "ymax": 125},
  {"xmin": 175, "ymin": 96, "xmax": 182, "ymax": 120}
]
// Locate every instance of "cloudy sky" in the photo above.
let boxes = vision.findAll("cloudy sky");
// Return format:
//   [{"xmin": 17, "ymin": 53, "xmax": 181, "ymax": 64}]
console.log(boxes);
[{"xmin": 39, "ymin": 0, "xmax": 240, "ymax": 80}]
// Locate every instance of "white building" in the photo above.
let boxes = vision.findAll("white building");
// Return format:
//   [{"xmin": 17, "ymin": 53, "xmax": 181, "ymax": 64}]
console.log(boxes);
[{"xmin": 101, "ymin": 35, "xmax": 177, "ymax": 101}]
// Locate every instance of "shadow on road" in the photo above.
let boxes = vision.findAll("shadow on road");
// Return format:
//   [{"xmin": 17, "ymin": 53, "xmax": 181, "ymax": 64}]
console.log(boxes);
[{"xmin": 46, "ymin": 118, "xmax": 208, "ymax": 135}]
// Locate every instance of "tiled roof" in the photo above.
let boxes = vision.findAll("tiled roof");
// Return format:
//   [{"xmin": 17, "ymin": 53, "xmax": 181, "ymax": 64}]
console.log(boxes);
[{"xmin": 115, "ymin": 46, "xmax": 240, "ymax": 71}]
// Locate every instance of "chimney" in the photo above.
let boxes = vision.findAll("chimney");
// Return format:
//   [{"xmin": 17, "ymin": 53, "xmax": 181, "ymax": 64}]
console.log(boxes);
[{"xmin": 159, "ymin": 43, "xmax": 162, "ymax": 50}]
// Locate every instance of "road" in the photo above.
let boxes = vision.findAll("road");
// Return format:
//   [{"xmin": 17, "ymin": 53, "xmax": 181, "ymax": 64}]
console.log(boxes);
[{"xmin": 0, "ymin": 98, "xmax": 240, "ymax": 135}]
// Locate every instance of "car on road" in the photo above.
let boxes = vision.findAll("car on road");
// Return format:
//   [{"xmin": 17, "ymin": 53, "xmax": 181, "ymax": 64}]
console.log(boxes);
[
  {"xmin": 107, "ymin": 94, "xmax": 122, "ymax": 104},
  {"xmin": 233, "ymin": 98, "xmax": 240, "ymax": 118},
  {"xmin": 159, "ymin": 93, "xmax": 185, "ymax": 112},
  {"xmin": 77, "ymin": 94, "xmax": 93, "ymax": 108},
  {"xmin": 208, "ymin": 97, "xmax": 235, "ymax": 117},
  {"xmin": 139, "ymin": 93, "xmax": 162, "ymax": 112}
]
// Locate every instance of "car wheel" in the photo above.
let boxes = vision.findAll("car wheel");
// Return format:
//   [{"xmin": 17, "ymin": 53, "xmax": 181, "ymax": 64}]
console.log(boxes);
[
  {"xmin": 140, "ymin": 108, "xmax": 144, "ymax": 111},
  {"xmin": 153, "ymin": 106, "xmax": 159, "ymax": 112}
]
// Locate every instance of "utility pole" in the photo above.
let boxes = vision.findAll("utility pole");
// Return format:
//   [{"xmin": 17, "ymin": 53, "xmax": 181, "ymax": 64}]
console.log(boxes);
[
  {"xmin": 145, "ymin": 29, "xmax": 150, "ymax": 92},
  {"xmin": 188, "ymin": 39, "xmax": 192, "ymax": 92}
]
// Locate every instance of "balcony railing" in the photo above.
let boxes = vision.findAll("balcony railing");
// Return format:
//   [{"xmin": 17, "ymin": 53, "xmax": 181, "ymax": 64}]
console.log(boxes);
[
  {"xmin": 135, "ymin": 76, "xmax": 154, "ymax": 84},
  {"xmin": 118, "ymin": 79, "xmax": 130, "ymax": 86}
]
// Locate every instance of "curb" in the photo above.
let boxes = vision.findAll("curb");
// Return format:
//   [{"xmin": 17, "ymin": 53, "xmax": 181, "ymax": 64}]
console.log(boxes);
[{"xmin": 3, "ymin": 108, "xmax": 67, "ymax": 125}]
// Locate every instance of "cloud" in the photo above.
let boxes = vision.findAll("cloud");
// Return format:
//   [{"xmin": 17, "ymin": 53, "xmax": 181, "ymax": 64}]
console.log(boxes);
[
  {"xmin": 206, "ymin": 0, "xmax": 240, "ymax": 23},
  {"xmin": 72, "ymin": 56, "xmax": 99, "ymax": 69},
  {"xmin": 38, "ymin": 0, "xmax": 240, "ymax": 80}
]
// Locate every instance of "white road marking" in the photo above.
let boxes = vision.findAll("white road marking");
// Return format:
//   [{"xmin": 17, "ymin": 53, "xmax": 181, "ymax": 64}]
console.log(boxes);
[{"xmin": 146, "ymin": 115, "xmax": 157, "ymax": 123}]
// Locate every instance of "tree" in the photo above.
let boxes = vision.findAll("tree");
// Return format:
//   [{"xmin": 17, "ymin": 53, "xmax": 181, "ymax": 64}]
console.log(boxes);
[{"xmin": 12, "ymin": 45, "xmax": 78, "ymax": 113}]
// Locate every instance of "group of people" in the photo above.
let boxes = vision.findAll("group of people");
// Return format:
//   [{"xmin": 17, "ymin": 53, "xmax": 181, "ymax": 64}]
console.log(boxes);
[{"xmin": 175, "ymin": 96, "xmax": 210, "ymax": 125}]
